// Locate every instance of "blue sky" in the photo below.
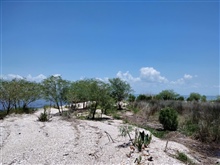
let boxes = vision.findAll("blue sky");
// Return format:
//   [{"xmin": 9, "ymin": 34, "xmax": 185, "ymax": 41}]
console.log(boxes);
[{"xmin": 1, "ymin": 0, "xmax": 219, "ymax": 96}]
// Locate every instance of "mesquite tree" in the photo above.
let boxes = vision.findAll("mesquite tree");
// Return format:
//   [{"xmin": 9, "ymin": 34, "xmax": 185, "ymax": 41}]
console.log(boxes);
[
  {"xmin": 0, "ymin": 79, "xmax": 41, "ymax": 114},
  {"xmin": 41, "ymin": 75, "xmax": 70, "ymax": 114},
  {"xmin": 109, "ymin": 78, "xmax": 132, "ymax": 110}
]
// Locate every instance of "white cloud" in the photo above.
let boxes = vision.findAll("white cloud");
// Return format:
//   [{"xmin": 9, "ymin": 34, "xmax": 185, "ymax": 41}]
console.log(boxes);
[
  {"xmin": 184, "ymin": 74, "xmax": 193, "ymax": 79},
  {"xmin": 96, "ymin": 77, "xmax": 109, "ymax": 82},
  {"xmin": 2, "ymin": 74, "xmax": 47, "ymax": 82},
  {"xmin": 171, "ymin": 74, "xmax": 194, "ymax": 85},
  {"xmin": 7, "ymin": 74, "xmax": 24, "ymax": 80},
  {"xmin": 140, "ymin": 67, "xmax": 168, "ymax": 83},
  {"xmin": 53, "ymin": 74, "xmax": 61, "ymax": 77},
  {"xmin": 116, "ymin": 67, "xmax": 168, "ymax": 85},
  {"xmin": 116, "ymin": 71, "xmax": 140, "ymax": 82},
  {"xmin": 114, "ymin": 67, "xmax": 199, "ymax": 94},
  {"xmin": 116, "ymin": 68, "xmax": 195, "ymax": 87},
  {"xmin": 26, "ymin": 74, "xmax": 47, "ymax": 82}
]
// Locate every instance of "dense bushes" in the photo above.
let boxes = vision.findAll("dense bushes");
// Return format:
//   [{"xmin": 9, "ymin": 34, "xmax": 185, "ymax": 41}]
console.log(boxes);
[
  {"xmin": 159, "ymin": 107, "xmax": 178, "ymax": 131},
  {"xmin": 129, "ymin": 100, "xmax": 220, "ymax": 143}
]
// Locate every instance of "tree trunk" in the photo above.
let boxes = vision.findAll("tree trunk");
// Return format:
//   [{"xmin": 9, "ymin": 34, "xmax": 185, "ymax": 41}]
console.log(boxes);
[
  {"xmin": 118, "ymin": 102, "xmax": 123, "ymax": 110},
  {"xmin": 60, "ymin": 101, "xmax": 63, "ymax": 113},
  {"xmin": 91, "ymin": 103, "xmax": 97, "ymax": 120},
  {"xmin": 56, "ymin": 102, "xmax": 61, "ymax": 114},
  {"xmin": 6, "ymin": 99, "xmax": 11, "ymax": 114}
]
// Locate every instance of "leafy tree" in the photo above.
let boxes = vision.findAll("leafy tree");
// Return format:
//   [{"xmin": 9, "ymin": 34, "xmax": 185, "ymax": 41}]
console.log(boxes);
[
  {"xmin": 0, "ymin": 79, "xmax": 14, "ymax": 114},
  {"xmin": 84, "ymin": 79, "xmax": 114, "ymax": 119},
  {"xmin": 156, "ymin": 90, "xmax": 180, "ymax": 100},
  {"xmin": 177, "ymin": 96, "xmax": 184, "ymax": 101},
  {"xmin": 128, "ymin": 94, "xmax": 136, "ymax": 103},
  {"xmin": 67, "ymin": 79, "xmax": 113, "ymax": 119},
  {"xmin": 216, "ymin": 95, "xmax": 220, "ymax": 102},
  {"xmin": 0, "ymin": 79, "xmax": 41, "ymax": 114},
  {"xmin": 18, "ymin": 79, "xmax": 41, "ymax": 110},
  {"xmin": 67, "ymin": 79, "xmax": 92, "ymax": 109},
  {"xmin": 109, "ymin": 78, "xmax": 132, "ymax": 110},
  {"xmin": 98, "ymin": 83, "xmax": 114, "ymax": 115},
  {"xmin": 187, "ymin": 92, "xmax": 201, "ymax": 102},
  {"xmin": 136, "ymin": 94, "xmax": 152, "ymax": 102},
  {"xmin": 41, "ymin": 75, "xmax": 70, "ymax": 114},
  {"xmin": 201, "ymin": 95, "xmax": 207, "ymax": 102}
]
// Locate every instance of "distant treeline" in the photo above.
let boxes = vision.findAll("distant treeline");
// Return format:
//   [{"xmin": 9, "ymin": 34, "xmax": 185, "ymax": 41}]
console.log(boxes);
[{"xmin": 1, "ymin": 76, "xmax": 219, "ymax": 116}]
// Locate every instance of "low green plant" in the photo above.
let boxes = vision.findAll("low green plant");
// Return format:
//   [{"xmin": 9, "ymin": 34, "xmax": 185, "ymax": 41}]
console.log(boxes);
[
  {"xmin": 134, "ymin": 130, "xmax": 152, "ymax": 152},
  {"xmin": 123, "ymin": 118, "xmax": 129, "ymax": 124},
  {"xmin": 134, "ymin": 155, "xmax": 142, "ymax": 165},
  {"xmin": 145, "ymin": 126, "xmax": 168, "ymax": 138},
  {"xmin": 38, "ymin": 107, "xmax": 49, "ymax": 122},
  {"xmin": 62, "ymin": 111, "xmax": 71, "ymax": 119},
  {"xmin": 132, "ymin": 107, "xmax": 139, "ymax": 114},
  {"xmin": 77, "ymin": 115, "xmax": 86, "ymax": 120},
  {"xmin": 180, "ymin": 119, "xmax": 199, "ymax": 136},
  {"xmin": 176, "ymin": 151, "xmax": 194, "ymax": 165},
  {"xmin": 159, "ymin": 107, "xmax": 178, "ymax": 131},
  {"xmin": 112, "ymin": 113, "xmax": 121, "ymax": 119},
  {"xmin": 118, "ymin": 125, "xmax": 133, "ymax": 144},
  {"xmin": 0, "ymin": 110, "xmax": 7, "ymax": 119}
]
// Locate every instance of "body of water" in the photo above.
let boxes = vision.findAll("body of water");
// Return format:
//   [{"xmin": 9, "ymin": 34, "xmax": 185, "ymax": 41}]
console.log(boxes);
[{"xmin": 0, "ymin": 99, "xmax": 50, "ymax": 110}]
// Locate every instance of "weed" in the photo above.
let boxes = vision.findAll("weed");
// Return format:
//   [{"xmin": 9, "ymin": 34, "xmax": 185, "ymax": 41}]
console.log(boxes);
[
  {"xmin": 176, "ymin": 151, "xmax": 194, "ymax": 165},
  {"xmin": 38, "ymin": 107, "xmax": 49, "ymax": 122},
  {"xmin": 144, "ymin": 126, "xmax": 168, "ymax": 138},
  {"xmin": 112, "ymin": 113, "xmax": 121, "ymax": 119}
]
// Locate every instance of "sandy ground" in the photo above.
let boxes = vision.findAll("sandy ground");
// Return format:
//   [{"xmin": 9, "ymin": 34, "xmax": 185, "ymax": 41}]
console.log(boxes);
[{"xmin": 0, "ymin": 108, "xmax": 200, "ymax": 165}]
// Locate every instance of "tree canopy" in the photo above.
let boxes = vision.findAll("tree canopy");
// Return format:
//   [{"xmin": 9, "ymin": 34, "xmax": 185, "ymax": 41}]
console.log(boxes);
[
  {"xmin": 108, "ymin": 78, "xmax": 132, "ymax": 109},
  {"xmin": 156, "ymin": 90, "xmax": 180, "ymax": 100},
  {"xmin": 41, "ymin": 76, "xmax": 70, "ymax": 114},
  {"xmin": 0, "ymin": 79, "xmax": 41, "ymax": 114}
]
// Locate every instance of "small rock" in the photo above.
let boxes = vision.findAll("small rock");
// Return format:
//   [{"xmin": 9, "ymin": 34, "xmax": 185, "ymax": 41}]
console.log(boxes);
[
  {"xmin": 142, "ymin": 150, "xmax": 150, "ymax": 156},
  {"xmin": 148, "ymin": 156, "xmax": 153, "ymax": 161},
  {"xmin": 126, "ymin": 152, "xmax": 131, "ymax": 158}
]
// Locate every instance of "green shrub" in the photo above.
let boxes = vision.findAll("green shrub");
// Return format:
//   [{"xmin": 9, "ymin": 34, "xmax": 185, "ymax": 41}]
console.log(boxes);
[
  {"xmin": 159, "ymin": 107, "xmax": 178, "ymax": 131},
  {"xmin": 180, "ymin": 119, "xmax": 199, "ymax": 136},
  {"xmin": 0, "ymin": 111, "xmax": 7, "ymax": 119},
  {"xmin": 38, "ymin": 107, "xmax": 49, "ymax": 122},
  {"xmin": 176, "ymin": 151, "xmax": 194, "ymax": 164},
  {"xmin": 131, "ymin": 107, "xmax": 139, "ymax": 114},
  {"xmin": 112, "ymin": 113, "xmax": 121, "ymax": 119},
  {"xmin": 38, "ymin": 112, "xmax": 48, "ymax": 122}
]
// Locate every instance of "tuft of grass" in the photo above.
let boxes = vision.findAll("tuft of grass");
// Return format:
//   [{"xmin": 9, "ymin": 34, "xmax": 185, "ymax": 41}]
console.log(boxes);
[
  {"xmin": 144, "ymin": 126, "xmax": 168, "ymax": 138},
  {"xmin": 62, "ymin": 111, "xmax": 71, "ymax": 119},
  {"xmin": 0, "ymin": 110, "xmax": 7, "ymax": 119},
  {"xmin": 38, "ymin": 107, "xmax": 49, "ymax": 122},
  {"xmin": 112, "ymin": 113, "xmax": 121, "ymax": 119},
  {"xmin": 131, "ymin": 107, "xmax": 139, "ymax": 114},
  {"xmin": 180, "ymin": 119, "xmax": 199, "ymax": 136},
  {"xmin": 38, "ymin": 112, "xmax": 48, "ymax": 122},
  {"xmin": 176, "ymin": 151, "xmax": 194, "ymax": 165}
]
